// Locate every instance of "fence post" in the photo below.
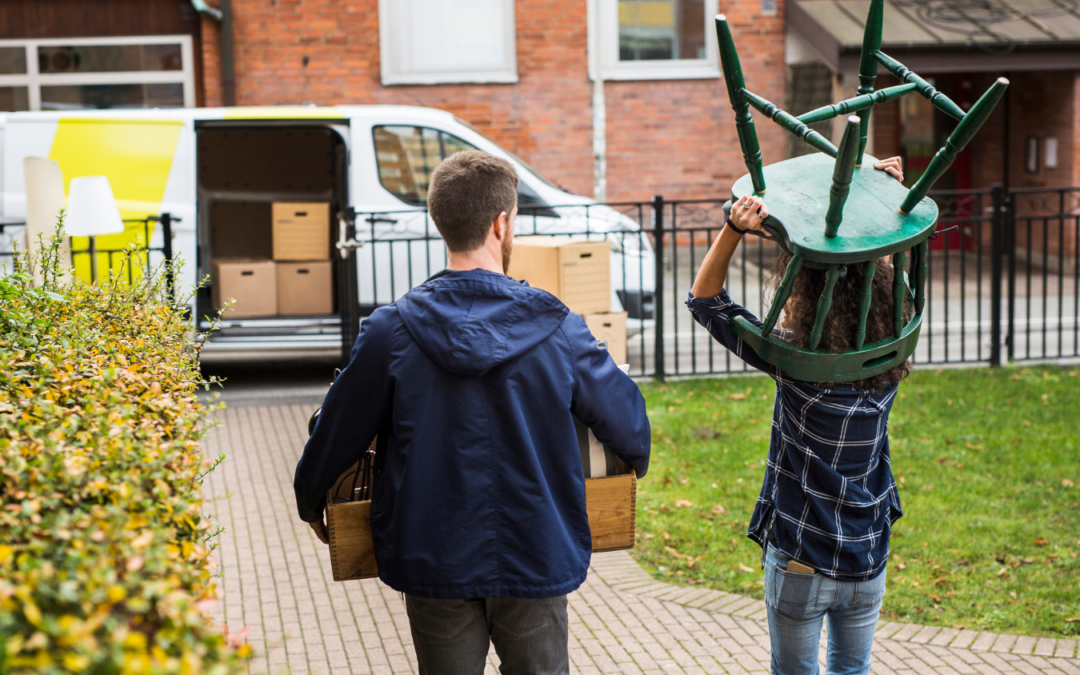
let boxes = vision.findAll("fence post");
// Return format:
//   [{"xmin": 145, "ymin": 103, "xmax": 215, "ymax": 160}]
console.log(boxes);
[
  {"xmin": 1006, "ymin": 191, "xmax": 1017, "ymax": 362},
  {"xmin": 160, "ymin": 212, "xmax": 175, "ymax": 301},
  {"xmin": 989, "ymin": 187, "xmax": 1003, "ymax": 366},
  {"xmin": 652, "ymin": 195, "xmax": 666, "ymax": 381}
]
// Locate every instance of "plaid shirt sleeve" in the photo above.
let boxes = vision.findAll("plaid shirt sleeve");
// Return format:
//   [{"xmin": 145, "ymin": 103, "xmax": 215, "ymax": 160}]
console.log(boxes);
[{"xmin": 685, "ymin": 290, "xmax": 780, "ymax": 377}]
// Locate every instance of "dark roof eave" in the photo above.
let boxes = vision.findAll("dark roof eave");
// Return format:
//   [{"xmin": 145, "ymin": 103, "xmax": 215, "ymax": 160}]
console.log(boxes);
[
  {"xmin": 788, "ymin": 0, "xmax": 1080, "ymax": 75},
  {"xmin": 840, "ymin": 42, "xmax": 1080, "ymax": 73}
]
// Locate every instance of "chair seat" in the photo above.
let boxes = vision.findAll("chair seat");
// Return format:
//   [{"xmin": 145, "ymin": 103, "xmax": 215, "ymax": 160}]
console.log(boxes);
[{"xmin": 731, "ymin": 153, "xmax": 939, "ymax": 265}]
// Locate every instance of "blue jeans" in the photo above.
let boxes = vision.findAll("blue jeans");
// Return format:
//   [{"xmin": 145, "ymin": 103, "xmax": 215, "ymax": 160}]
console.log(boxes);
[
  {"xmin": 764, "ymin": 545, "xmax": 886, "ymax": 675},
  {"xmin": 404, "ymin": 594, "xmax": 569, "ymax": 675}
]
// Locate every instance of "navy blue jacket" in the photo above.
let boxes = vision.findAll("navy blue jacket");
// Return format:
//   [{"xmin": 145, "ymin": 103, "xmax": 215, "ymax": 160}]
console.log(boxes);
[{"xmin": 294, "ymin": 269, "xmax": 651, "ymax": 599}]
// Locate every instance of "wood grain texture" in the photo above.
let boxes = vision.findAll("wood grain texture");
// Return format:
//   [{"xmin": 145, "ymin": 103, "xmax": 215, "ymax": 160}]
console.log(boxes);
[
  {"xmin": 326, "ymin": 499, "xmax": 378, "ymax": 582},
  {"xmin": 586, "ymin": 473, "xmax": 637, "ymax": 553}
]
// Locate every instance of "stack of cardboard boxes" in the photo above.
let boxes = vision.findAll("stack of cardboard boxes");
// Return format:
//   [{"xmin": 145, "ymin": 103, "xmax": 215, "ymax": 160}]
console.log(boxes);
[
  {"xmin": 212, "ymin": 202, "xmax": 333, "ymax": 318},
  {"xmin": 507, "ymin": 236, "xmax": 627, "ymax": 365}
]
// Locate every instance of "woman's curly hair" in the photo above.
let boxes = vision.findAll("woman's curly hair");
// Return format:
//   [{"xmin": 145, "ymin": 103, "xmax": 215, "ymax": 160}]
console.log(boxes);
[{"xmin": 766, "ymin": 251, "xmax": 914, "ymax": 392}]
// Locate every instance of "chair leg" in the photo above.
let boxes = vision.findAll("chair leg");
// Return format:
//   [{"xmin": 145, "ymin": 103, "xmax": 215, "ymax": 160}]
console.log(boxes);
[
  {"xmin": 899, "ymin": 78, "xmax": 1009, "ymax": 214},
  {"xmin": 715, "ymin": 15, "xmax": 766, "ymax": 195},
  {"xmin": 855, "ymin": 0, "xmax": 884, "ymax": 164},
  {"xmin": 825, "ymin": 117, "xmax": 862, "ymax": 238}
]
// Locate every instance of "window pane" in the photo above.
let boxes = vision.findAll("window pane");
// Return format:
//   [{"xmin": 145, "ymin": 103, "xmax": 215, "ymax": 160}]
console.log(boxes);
[
  {"xmin": 373, "ymin": 126, "xmax": 479, "ymax": 206},
  {"xmin": 374, "ymin": 126, "xmax": 426, "ymax": 205},
  {"xmin": 0, "ymin": 86, "xmax": 30, "ymax": 111},
  {"xmin": 440, "ymin": 132, "xmax": 475, "ymax": 159},
  {"xmin": 41, "ymin": 83, "xmax": 184, "ymax": 110},
  {"xmin": 0, "ymin": 47, "xmax": 26, "ymax": 74},
  {"xmin": 619, "ymin": 0, "xmax": 706, "ymax": 61},
  {"xmin": 410, "ymin": 0, "xmax": 508, "ymax": 71},
  {"xmin": 38, "ymin": 43, "xmax": 183, "ymax": 73}
]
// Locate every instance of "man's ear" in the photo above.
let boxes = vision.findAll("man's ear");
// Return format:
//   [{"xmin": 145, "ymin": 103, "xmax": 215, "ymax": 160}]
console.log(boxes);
[{"xmin": 493, "ymin": 211, "xmax": 509, "ymax": 240}]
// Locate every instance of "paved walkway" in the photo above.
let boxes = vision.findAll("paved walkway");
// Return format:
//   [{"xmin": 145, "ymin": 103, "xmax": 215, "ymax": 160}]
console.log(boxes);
[{"xmin": 205, "ymin": 403, "xmax": 1080, "ymax": 675}]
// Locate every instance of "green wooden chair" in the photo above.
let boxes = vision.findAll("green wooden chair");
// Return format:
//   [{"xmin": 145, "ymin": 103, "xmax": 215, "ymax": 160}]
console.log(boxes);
[{"xmin": 715, "ymin": 3, "xmax": 1007, "ymax": 383}]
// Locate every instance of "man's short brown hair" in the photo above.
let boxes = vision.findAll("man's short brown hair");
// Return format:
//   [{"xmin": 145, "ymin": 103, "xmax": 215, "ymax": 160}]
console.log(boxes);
[{"xmin": 428, "ymin": 150, "xmax": 518, "ymax": 252}]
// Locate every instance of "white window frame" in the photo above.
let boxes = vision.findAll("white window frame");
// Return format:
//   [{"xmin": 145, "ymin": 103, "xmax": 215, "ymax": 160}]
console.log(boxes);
[
  {"xmin": 588, "ymin": 0, "xmax": 721, "ymax": 81},
  {"xmin": 0, "ymin": 35, "xmax": 195, "ymax": 111},
  {"xmin": 379, "ymin": 0, "xmax": 518, "ymax": 86}
]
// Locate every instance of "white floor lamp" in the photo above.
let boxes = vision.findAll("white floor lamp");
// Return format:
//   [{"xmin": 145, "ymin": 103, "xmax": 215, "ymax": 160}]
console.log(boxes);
[{"xmin": 65, "ymin": 176, "xmax": 124, "ymax": 283}]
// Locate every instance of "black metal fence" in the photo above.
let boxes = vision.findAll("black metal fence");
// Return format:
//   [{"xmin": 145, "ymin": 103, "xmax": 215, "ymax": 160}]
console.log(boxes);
[
  {"xmin": 0, "ymin": 214, "xmax": 176, "ymax": 295},
  {"xmin": 352, "ymin": 186, "xmax": 1080, "ymax": 379},
  {"xmin": 3, "ymin": 193, "xmax": 1076, "ymax": 379}
]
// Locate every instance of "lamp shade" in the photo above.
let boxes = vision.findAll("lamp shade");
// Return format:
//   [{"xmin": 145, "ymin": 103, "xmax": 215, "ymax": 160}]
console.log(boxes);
[{"xmin": 65, "ymin": 176, "xmax": 124, "ymax": 237}]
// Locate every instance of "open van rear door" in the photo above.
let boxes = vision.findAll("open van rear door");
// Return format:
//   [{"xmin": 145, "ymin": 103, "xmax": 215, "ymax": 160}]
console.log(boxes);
[{"xmin": 335, "ymin": 206, "xmax": 362, "ymax": 365}]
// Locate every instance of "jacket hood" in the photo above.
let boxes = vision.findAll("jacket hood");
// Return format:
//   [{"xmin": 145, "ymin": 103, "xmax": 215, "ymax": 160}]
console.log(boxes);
[{"xmin": 395, "ymin": 269, "xmax": 570, "ymax": 376}]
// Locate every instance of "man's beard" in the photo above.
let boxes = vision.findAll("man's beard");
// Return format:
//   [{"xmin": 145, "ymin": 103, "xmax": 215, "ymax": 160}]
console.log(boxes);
[{"xmin": 502, "ymin": 236, "xmax": 513, "ymax": 274}]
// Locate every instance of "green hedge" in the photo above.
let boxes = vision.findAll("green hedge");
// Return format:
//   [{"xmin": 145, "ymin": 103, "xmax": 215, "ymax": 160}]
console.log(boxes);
[{"xmin": 0, "ymin": 237, "xmax": 247, "ymax": 674}]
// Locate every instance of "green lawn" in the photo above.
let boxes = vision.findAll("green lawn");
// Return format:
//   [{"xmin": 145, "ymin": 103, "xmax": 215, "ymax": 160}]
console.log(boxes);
[{"xmin": 633, "ymin": 365, "xmax": 1080, "ymax": 638}]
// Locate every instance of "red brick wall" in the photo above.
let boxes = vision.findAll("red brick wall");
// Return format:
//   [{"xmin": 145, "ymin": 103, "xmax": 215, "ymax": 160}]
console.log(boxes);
[{"xmin": 198, "ymin": 0, "xmax": 787, "ymax": 202}]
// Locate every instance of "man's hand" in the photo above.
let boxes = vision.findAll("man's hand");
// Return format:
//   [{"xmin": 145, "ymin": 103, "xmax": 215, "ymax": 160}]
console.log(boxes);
[
  {"xmin": 873, "ymin": 156, "xmax": 904, "ymax": 183},
  {"xmin": 729, "ymin": 194, "xmax": 768, "ymax": 234},
  {"xmin": 310, "ymin": 517, "xmax": 330, "ymax": 545}
]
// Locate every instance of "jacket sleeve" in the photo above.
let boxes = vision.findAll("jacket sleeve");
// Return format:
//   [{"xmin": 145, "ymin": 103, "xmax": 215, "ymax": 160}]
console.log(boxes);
[
  {"xmin": 293, "ymin": 308, "xmax": 396, "ymax": 522},
  {"xmin": 685, "ymin": 290, "xmax": 780, "ymax": 377},
  {"xmin": 562, "ymin": 313, "xmax": 651, "ymax": 478}
]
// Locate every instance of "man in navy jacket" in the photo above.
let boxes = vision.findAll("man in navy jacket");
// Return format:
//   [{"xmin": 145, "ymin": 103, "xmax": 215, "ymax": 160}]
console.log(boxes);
[{"xmin": 294, "ymin": 150, "xmax": 650, "ymax": 674}]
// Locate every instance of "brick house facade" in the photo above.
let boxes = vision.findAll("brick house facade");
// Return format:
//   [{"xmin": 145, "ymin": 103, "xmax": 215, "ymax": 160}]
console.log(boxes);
[
  {"xmin": 1, "ymin": 0, "xmax": 1076, "ymax": 203},
  {"xmin": 194, "ymin": 0, "xmax": 788, "ymax": 203}
]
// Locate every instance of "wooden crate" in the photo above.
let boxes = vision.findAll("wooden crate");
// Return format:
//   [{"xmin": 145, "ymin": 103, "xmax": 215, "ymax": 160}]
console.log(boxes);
[
  {"xmin": 327, "ymin": 498, "xmax": 378, "ymax": 582},
  {"xmin": 324, "ymin": 466, "xmax": 637, "ymax": 582},
  {"xmin": 325, "ymin": 460, "xmax": 378, "ymax": 582},
  {"xmin": 584, "ymin": 473, "xmax": 637, "ymax": 552}
]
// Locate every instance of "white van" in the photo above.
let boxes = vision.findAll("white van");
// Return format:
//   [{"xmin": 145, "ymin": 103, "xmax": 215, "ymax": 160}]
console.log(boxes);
[{"xmin": 0, "ymin": 105, "xmax": 655, "ymax": 357}]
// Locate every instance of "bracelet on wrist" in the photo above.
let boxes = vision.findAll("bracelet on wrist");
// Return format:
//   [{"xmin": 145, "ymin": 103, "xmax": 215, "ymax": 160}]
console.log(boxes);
[{"xmin": 725, "ymin": 217, "xmax": 748, "ymax": 235}]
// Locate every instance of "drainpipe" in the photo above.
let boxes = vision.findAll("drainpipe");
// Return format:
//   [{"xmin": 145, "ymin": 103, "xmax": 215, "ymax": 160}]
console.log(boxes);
[
  {"xmin": 591, "ymin": 0, "xmax": 607, "ymax": 202},
  {"xmin": 191, "ymin": 0, "xmax": 236, "ymax": 106}
]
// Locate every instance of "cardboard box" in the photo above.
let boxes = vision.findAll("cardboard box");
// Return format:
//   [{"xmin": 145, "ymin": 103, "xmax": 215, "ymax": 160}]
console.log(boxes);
[
  {"xmin": 211, "ymin": 258, "xmax": 277, "ymax": 318},
  {"xmin": 508, "ymin": 237, "xmax": 611, "ymax": 314},
  {"xmin": 277, "ymin": 261, "xmax": 333, "ymax": 316},
  {"xmin": 272, "ymin": 202, "xmax": 330, "ymax": 261},
  {"xmin": 584, "ymin": 311, "xmax": 628, "ymax": 366}
]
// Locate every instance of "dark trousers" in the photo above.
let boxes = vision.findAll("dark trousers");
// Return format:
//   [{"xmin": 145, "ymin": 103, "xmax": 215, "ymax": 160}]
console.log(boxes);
[{"xmin": 404, "ymin": 594, "xmax": 569, "ymax": 675}]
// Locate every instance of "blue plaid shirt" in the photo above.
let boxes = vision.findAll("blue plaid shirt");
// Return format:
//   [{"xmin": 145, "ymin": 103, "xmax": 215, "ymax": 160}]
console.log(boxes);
[{"xmin": 687, "ymin": 290, "xmax": 903, "ymax": 580}]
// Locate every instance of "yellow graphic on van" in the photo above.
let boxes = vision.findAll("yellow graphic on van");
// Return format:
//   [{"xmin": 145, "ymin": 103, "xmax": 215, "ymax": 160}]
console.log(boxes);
[{"xmin": 48, "ymin": 118, "xmax": 183, "ymax": 282}]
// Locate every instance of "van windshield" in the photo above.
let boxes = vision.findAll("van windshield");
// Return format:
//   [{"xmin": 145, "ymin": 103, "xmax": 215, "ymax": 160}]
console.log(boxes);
[
  {"xmin": 374, "ymin": 125, "xmax": 479, "ymax": 206},
  {"xmin": 374, "ymin": 124, "xmax": 565, "ymax": 207}
]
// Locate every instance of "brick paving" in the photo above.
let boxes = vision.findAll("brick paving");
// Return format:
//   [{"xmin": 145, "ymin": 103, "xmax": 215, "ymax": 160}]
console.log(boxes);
[{"xmin": 204, "ymin": 403, "xmax": 1080, "ymax": 675}]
